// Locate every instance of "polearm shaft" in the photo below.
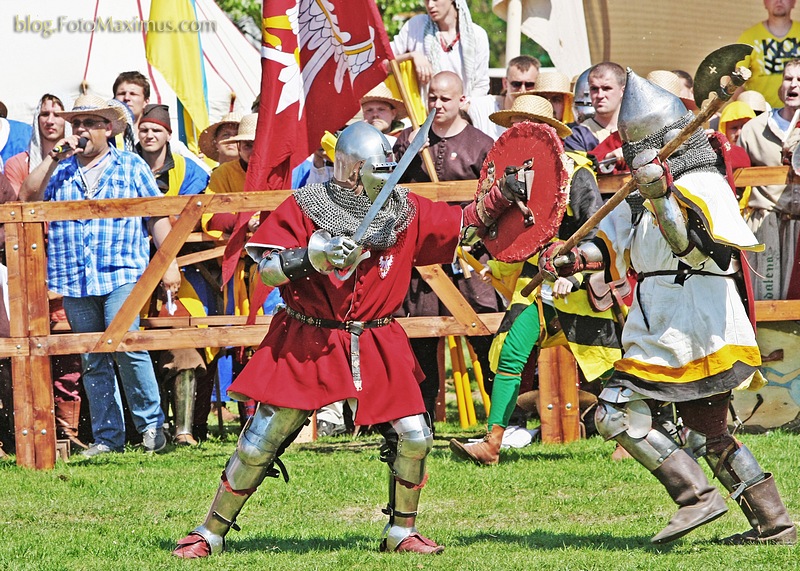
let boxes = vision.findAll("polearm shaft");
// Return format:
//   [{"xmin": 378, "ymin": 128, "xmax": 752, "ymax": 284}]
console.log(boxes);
[{"xmin": 519, "ymin": 70, "xmax": 747, "ymax": 299}]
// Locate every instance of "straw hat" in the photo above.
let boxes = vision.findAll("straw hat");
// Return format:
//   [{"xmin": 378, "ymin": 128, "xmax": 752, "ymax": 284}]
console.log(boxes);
[
  {"xmin": 360, "ymin": 83, "xmax": 407, "ymax": 120},
  {"xmin": 220, "ymin": 113, "xmax": 258, "ymax": 143},
  {"xmin": 489, "ymin": 94, "xmax": 572, "ymax": 138},
  {"xmin": 56, "ymin": 93, "xmax": 128, "ymax": 136},
  {"xmin": 737, "ymin": 90, "xmax": 769, "ymax": 114},
  {"xmin": 646, "ymin": 70, "xmax": 697, "ymax": 111},
  {"xmin": 532, "ymin": 70, "xmax": 573, "ymax": 101},
  {"xmin": 198, "ymin": 112, "xmax": 243, "ymax": 161}
]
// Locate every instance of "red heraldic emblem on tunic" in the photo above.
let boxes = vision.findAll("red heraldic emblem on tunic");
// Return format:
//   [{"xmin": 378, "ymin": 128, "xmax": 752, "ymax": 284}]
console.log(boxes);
[{"xmin": 477, "ymin": 122, "xmax": 570, "ymax": 262}]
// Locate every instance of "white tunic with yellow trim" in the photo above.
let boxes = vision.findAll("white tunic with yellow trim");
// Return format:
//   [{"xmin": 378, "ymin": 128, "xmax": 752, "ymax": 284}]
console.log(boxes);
[{"xmin": 596, "ymin": 170, "xmax": 765, "ymax": 396}]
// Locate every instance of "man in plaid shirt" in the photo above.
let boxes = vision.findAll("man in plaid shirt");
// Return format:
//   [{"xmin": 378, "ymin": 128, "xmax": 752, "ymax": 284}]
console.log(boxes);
[{"xmin": 20, "ymin": 94, "xmax": 179, "ymax": 458}]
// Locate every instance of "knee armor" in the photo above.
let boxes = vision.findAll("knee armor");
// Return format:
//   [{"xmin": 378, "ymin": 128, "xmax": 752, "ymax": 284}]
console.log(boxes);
[
  {"xmin": 595, "ymin": 388, "xmax": 680, "ymax": 471},
  {"xmin": 227, "ymin": 405, "xmax": 310, "ymax": 490},
  {"xmin": 380, "ymin": 414, "xmax": 433, "ymax": 486}
]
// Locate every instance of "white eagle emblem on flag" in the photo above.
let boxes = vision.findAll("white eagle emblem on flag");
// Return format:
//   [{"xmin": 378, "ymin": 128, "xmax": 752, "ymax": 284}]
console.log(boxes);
[{"xmin": 263, "ymin": 0, "xmax": 379, "ymax": 119}]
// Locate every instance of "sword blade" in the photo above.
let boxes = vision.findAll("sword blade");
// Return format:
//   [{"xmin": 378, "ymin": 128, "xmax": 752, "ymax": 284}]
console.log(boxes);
[{"xmin": 352, "ymin": 109, "xmax": 437, "ymax": 243}]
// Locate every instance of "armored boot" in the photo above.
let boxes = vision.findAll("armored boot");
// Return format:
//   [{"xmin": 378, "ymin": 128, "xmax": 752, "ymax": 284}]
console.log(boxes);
[
  {"xmin": 449, "ymin": 424, "xmax": 504, "ymax": 466},
  {"xmin": 55, "ymin": 399, "xmax": 88, "ymax": 450},
  {"xmin": 705, "ymin": 444, "xmax": 796, "ymax": 545},
  {"xmin": 172, "ymin": 405, "xmax": 310, "ymax": 558},
  {"xmin": 650, "ymin": 449, "xmax": 728, "ymax": 544},
  {"xmin": 379, "ymin": 415, "xmax": 444, "ymax": 554},
  {"xmin": 173, "ymin": 370, "xmax": 198, "ymax": 446}
]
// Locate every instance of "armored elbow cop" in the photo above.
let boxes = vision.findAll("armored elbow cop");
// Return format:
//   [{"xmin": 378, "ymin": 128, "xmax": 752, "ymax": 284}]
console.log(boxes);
[{"xmin": 258, "ymin": 248, "xmax": 314, "ymax": 286}]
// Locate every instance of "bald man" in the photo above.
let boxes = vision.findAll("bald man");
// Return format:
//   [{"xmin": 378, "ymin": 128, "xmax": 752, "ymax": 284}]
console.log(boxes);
[{"xmin": 392, "ymin": 70, "xmax": 499, "ymax": 427}]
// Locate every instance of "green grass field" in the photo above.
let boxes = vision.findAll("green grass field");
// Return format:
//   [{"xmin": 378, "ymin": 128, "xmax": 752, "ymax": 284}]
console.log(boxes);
[{"xmin": 1, "ymin": 413, "xmax": 798, "ymax": 571}]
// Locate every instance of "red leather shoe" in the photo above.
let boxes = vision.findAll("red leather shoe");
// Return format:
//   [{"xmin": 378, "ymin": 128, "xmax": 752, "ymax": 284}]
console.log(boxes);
[
  {"xmin": 172, "ymin": 533, "xmax": 212, "ymax": 558},
  {"xmin": 380, "ymin": 532, "xmax": 444, "ymax": 554}
]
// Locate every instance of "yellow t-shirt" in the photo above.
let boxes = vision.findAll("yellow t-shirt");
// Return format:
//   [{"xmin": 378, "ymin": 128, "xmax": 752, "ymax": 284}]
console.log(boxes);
[{"xmin": 738, "ymin": 21, "xmax": 800, "ymax": 108}]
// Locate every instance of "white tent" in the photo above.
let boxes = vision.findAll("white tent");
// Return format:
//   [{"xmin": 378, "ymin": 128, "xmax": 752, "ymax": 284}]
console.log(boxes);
[{"xmin": 1, "ymin": 0, "xmax": 260, "ymax": 127}]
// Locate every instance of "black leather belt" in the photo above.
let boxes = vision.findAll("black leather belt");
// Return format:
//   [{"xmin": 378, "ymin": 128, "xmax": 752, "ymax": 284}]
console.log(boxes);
[{"xmin": 284, "ymin": 306, "xmax": 393, "ymax": 391}]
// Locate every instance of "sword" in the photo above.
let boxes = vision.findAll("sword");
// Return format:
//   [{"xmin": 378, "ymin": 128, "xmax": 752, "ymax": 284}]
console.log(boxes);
[{"xmin": 333, "ymin": 109, "xmax": 437, "ymax": 280}]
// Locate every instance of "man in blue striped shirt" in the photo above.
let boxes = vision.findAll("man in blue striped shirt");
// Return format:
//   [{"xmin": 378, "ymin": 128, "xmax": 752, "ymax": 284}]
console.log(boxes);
[{"xmin": 20, "ymin": 94, "xmax": 178, "ymax": 458}]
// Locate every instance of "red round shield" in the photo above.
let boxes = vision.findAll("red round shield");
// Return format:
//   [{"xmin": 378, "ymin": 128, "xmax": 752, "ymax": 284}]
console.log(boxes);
[{"xmin": 477, "ymin": 122, "xmax": 570, "ymax": 262}]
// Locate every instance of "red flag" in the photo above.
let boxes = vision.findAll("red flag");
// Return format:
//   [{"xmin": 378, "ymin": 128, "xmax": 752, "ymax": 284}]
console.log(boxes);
[{"xmin": 221, "ymin": 0, "xmax": 394, "ymax": 285}]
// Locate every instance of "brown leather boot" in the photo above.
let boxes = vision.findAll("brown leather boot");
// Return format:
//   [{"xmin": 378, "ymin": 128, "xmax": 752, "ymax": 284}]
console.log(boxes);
[
  {"xmin": 449, "ymin": 424, "xmax": 504, "ymax": 466},
  {"xmin": 55, "ymin": 399, "xmax": 88, "ymax": 450},
  {"xmin": 650, "ymin": 450, "xmax": 728, "ymax": 544},
  {"xmin": 721, "ymin": 474, "xmax": 797, "ymax": 545}
]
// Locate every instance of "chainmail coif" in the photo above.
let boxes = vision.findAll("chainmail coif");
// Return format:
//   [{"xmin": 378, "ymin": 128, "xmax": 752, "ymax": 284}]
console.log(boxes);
[
  {"xmin": 294, "ymin": 181, "xmax": 417, "ymax": 250},
  {"xmin": 622, "ymin": 112, "xmax": 720, "ymax": 180}
]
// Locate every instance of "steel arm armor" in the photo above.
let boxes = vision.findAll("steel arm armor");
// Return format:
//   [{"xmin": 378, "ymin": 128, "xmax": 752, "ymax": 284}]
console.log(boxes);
[{"xmin": 258, "ymin": 248, "xmax": 314, "ymax": 286}]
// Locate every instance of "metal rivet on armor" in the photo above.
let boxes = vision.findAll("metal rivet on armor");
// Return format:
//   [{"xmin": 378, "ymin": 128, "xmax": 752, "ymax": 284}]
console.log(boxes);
[
  {"xmin": 15, "ymin": 345, "xmax": 20, "ymax": 349},
  {"xmin": 9, "ymin": 211, "xmax": 14, "ymax": 217},
  {"xmin": 30, "ymin": 209, "xmax": 35, "ymax": 214},
  {"xmin": 12, "ymin": 245, "xmax": 18, "ymax": 251},
  {"xmin": 41, "ymin": 429, "xmax": 47, "ymax": 435},
  {"xmin": 107, "ymin": 339, "xmax": 113, "ymax": 344},
  {"xmin": 547, "ymin": 404, "xmax": 554, "ymax": 410},
  {"xmin": 566, "ymin": 403, "xmax": 573, "ymax": 410},
  {"xmin": 31, "ymin": 243, "xmax": 37, "ymax": 250},
  {"xmin": 471, "ymin": 322, "xmax": 477, "ymax": 327},
  {"xmin": 36, "ymin": 343, "xmax": 41, "ymax": 349},
  {"xmin": 197, "ymin": 201, "xmax": 202, "ymax": 207},
  {"xmin": 22, "ymin": 429, "xmax": 28, "ymax": 436}
]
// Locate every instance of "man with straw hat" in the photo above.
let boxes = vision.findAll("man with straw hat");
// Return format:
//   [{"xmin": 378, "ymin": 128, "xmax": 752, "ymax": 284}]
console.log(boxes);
[
  {"xmin": 198, "ymin": 112, "xmax": 243, "ymax": 166},
  {"xmin": 450, "ymin": 95, "xmax": 620, "ymax": 464},
  {"xmin": 360, "ymin": 83, "xmax": 408, "ymax": 143},
  {"xmin": 19, "ymin": 93, "xmax": 176, "ymax": 457},
  {"xmin": 531, "ymin": 69, "xmax": 575, "ymax": 124},
  {"xmin": 468, "ymin": 55, "xmax": 541, "ymax": 140}
]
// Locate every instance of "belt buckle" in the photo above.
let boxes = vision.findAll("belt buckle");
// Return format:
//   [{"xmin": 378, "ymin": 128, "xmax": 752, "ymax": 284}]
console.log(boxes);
[{"xmin": 347, "ymin": 320, "xmax": 365, "ymax": 335}]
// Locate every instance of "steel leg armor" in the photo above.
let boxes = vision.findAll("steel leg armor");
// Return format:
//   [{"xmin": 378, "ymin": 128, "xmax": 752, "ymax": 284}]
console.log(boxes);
[
  {"xmin": 190, "ymin": 405, "xmax": 310, "ymax": 554},
  {"xmin": 595, "ymin": 388, "xmax": 727, "ymax": 543},
  {"xmin": 173, "ymin": 370, "xmax": 197, "ymax": 444},
  {"xmin": 378, "ymin": 414, "xmax": 434, "ymax": 551},
  {"xmin": 594, "ymin": 387, "xmax": 680, "ymax": 470}
]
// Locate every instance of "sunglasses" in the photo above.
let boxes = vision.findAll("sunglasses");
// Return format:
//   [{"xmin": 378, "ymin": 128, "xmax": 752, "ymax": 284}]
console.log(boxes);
[
  {"xmin": 71, "ymin": 118, "xmax": 108, "ymax": 130},
  {"xmin": 509, "ymin": 81, "xmax": 536, "ymax": 91}
]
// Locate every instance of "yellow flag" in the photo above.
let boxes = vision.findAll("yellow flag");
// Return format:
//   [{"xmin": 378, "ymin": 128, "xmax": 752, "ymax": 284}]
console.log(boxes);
[
  {"xmin": 384, "ymin": 61, "xmax": 427, "ymax": 126},
  {"xmin": 146, "ymin": 0, "xmax": 210, "ymax": 154}
]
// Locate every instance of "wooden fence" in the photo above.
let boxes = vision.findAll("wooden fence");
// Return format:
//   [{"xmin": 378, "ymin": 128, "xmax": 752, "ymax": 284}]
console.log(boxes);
[{"xmin": 3, "ymin": 170, "xmax": 799, "ymax": 469}]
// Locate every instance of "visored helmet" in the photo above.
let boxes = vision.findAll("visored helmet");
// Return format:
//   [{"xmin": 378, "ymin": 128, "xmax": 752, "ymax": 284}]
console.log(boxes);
[
  {"xmin": 572, "ymin": 68, "xmax": 594, "ymax": 123},
  {"xmin": 333, "ymin": 122, "xmax": 396, "ymax": 202}
]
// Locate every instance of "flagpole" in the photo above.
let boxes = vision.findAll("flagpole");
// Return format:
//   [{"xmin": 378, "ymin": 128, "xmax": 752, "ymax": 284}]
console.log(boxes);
[{"xmin": 388, "ymin": 59, "xmax": 440, "ymax": 184}]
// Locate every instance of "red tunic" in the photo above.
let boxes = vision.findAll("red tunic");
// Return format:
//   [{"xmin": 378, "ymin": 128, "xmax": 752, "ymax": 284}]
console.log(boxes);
[{"xmin": 228, "ymin": 193, "xmax": 462, "ymax": 425}]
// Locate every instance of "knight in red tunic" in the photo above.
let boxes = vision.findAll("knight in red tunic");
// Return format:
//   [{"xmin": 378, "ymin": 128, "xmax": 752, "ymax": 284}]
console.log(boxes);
[{"xmin": 172, "ymin": 121, "xmax": 522, "ymax": 558}]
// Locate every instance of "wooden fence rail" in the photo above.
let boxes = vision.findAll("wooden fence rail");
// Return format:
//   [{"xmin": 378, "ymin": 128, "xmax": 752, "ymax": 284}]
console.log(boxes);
[{"xmin": 3, "ymin": 168, "xmax": 798, "ymax": 469}]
